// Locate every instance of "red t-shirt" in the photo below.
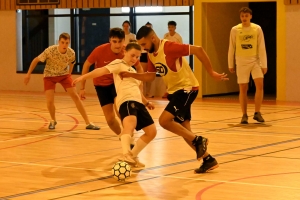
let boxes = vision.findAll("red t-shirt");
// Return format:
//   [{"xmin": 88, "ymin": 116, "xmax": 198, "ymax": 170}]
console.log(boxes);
[
  {"xmin": 87, "ymin": 43, "xmax": 140, "ymax": 86},
  {"xmin": 147, "ymin": 41, "xmax": 190, "ymax": 73}
]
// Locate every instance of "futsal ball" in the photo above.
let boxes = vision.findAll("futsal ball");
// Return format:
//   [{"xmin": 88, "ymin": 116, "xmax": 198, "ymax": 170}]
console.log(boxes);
[{"xmin": 112, "ymin": 161, "xmax": 131, "ymax": 181}]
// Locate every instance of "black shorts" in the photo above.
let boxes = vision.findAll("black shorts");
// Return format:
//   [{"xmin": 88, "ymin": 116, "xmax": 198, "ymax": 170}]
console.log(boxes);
[
  {"xmin": 165, "ymin": 90, "xmax": 198, "ymax": 123},
  {"xmin": 119, "ymin": 101, "xmax": 154, "ymax": 131},
  {"xmin": 95, "ymin": 84, "xmax": 117, "ymax": 107},
  {"xmin": 140, "ymin": 52, "xmax": 148, "ymax": 63}
]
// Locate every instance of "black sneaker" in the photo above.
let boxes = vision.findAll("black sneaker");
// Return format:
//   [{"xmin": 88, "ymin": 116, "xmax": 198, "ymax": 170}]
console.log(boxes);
[
  {"xmin": 253, "ymin": 112, "xmax": 265, "ymax": 122},
  {"xmin": 48, "ymin": 120, "xmax": 57, "ymax": 130},
  {"xmin": 194, "ymin": 158, "xmax": 219, "ymax": 173},
  {"xmin": 240, "ymin": 114, "xmax": 248, "ymax": 124},
  {"xmin": 193, "ymin": 136, "xmax": 209, "ymax": 161}
]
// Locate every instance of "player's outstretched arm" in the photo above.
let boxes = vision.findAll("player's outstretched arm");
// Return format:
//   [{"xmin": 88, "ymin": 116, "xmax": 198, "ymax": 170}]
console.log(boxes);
[
  {"xmin": 24, "ymin": 57, "xmax": 40, "ymax": 85},
  {"xmin": 190, "ymin": 45, "xmax": 229, "ymax": 81},
  {"xmin": 119, "ymin": 71, "xmax": 156, "ymax": 82},
  {"xmin": 73, "ymin": 67, "xmax": 110, "ymax": 86}
]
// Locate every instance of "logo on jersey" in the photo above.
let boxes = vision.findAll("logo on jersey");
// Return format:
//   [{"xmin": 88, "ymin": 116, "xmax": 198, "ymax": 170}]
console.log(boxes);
[
  {"xmin": 155, "ymin": 62, "xmax": 168, "ymax": 76},
  {"xmin": 241, "ymin": 44, "xmax": 253, "ymax": 49},
  {"xmin": 242, "ymin": 35, "xmax": 253, "ymax": 42}
]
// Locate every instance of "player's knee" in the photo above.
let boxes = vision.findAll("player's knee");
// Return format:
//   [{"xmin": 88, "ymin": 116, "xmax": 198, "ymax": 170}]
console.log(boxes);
[
  {"xmin": 159, "ymin": 117, "xmax": 169, "ymax": 128},
  {"xmin": 148, "ymin": 129, "xmax": 157, "ymax": 140}
]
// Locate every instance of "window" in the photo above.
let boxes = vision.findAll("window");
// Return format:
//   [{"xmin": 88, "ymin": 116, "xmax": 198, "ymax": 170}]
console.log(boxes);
[{"xmin": 122, "ymin": 6, "xmax": 163, "ymax": 13}]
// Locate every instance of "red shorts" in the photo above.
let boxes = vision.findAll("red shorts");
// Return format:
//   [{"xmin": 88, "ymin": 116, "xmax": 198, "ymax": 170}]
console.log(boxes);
[{"xmin": 43, "ymin": 74, "xmax": 74, "ymax": 91}]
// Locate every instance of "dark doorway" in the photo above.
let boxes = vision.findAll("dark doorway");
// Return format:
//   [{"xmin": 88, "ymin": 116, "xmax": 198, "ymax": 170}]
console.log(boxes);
[{"xmin": 248, "ymin": 2, "xmax": 277, "ymax": 96}]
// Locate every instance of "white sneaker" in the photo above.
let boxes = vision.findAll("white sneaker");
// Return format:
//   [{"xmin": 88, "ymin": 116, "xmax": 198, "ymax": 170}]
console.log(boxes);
[
  {"xmin": 118, "ymin": 152, "xmax": 136, "ymax": 165},
  {"xmin": 133, "ymin": 157, "xmax": 145, "ymax": 168}
]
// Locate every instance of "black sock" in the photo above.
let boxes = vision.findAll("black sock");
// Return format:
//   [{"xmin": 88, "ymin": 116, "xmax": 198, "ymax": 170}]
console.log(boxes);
[
  {"xmin": 254, "ymin": 112, "xmax": 259, "ymax": 115},
  {"xmin": 203, "ymin": 154, "xmax": 214, "ymax": 162}
]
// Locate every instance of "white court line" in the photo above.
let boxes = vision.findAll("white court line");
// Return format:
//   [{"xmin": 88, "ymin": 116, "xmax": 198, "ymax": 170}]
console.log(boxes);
[{"xmin": 0, "ymin": 160, "xmax": 299, "ymax": 191}]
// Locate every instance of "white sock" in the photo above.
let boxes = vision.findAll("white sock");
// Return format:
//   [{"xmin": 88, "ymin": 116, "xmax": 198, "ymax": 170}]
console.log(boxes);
[
  {"xmin": 120, "ymin": 134, "xmax": 131, "ymax": 155},
  {"xmin": 131, "ymin": 138, "xmax": 148, "ymax": 157}
]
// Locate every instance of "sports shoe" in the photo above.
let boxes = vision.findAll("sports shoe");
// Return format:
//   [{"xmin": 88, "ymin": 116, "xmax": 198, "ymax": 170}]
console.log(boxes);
[
  {"xmin": 193, "ymin": 136, "xmax": 209, "ymax": 161},
  {"xmin": 132, "ymin": 157, "xmax": 145, "ymax": 168},
  {"xmin": 48, "ymin": 120, "xmax": 57, "ymax": 130},
  {"xmin": 253, "ymin": 112, "xmax": 265, "ymax": 122},
  {"xmin": 86, "ymin": 123, "xmax": 100, "ymax": 130},
  {"xmin": 118, "ymin": 152, "xmax": 136, "ymax": 165},
  {"xmin": 194, "ymin": 158, "xmax": 219, "ymax": 173},
  {"xmin": 240, "ymin": 114, "xmax": 248, "ymax": 124}
]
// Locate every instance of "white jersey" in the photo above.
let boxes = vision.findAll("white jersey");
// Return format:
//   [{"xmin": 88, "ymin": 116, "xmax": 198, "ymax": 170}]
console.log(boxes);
[
  {"xmin": 124, "ymin": 33, "xmax": 136, "ymax": 45},
  {"xmin": 105, "ymin": 59, "xmax": 142, "ymax": 110},
  {"xmin": 38, "ymin": 45, "xmax": 75, "ymax": 77},
  {"xmin": 228, "ymin": 23, "xmax": 267, "ymax": 69},
  {"xmin": 163, "ymin": 32, "xmax": 183, "ymax": 44}
]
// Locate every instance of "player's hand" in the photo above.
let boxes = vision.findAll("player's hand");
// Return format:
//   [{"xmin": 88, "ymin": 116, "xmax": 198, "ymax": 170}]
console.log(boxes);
[
  {"xmin": 229, "ymin": 68, "xmax": 235, "ymax": 73},
  {"xmin": 211, "ymin": 71, "xmax": 229, "ymax": 81},
  {"xmin": 146, "ymin": 101, "xmax": 155, "ymax": 110},
  {"xmin": 119, "ymin": 71, "xmax": 132, "ymax": 80},
  {"xmin": 79, "ymin": 89, "xmax": 86, "ymax": 100},
  {"xmin": 72, "ymin": 77, "xmax": 83, "ymax": 86},
  {"xmin": 262, "ymin": 68, "xmax": 267, "ymax": 75},
  {"xmin": 24, "ymin": 74, "xmax": 30, "ymax": 85}
]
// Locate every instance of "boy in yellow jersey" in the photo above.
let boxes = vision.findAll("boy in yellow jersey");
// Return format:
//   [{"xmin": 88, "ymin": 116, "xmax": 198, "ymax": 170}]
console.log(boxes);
[
  {"xmin": 228, "ymin": 7, "xmax": 267, "ymax": 124},
  {"xmin": 120, "ymin": 26, "xmax": 228, "ymax": 173}
]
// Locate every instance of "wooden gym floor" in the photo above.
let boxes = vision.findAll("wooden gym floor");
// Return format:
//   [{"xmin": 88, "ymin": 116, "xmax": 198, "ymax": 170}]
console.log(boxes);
[{"xmin": 0, "ymin": 91, "xmax": 300, "ymax": 200}]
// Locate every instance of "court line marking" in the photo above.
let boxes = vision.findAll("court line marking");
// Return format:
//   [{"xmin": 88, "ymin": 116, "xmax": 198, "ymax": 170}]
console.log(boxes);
[
  {"xmin": 0, "ymin": 160, "xmax": 299, "ymax": 200},
  {"xmin": 1, "ymin": 140, "xmax": 300, "ymax": 199}
]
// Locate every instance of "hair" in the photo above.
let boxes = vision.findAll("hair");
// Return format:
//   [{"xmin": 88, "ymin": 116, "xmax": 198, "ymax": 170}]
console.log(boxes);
[
  {"xmin": 239, "ymin": 7, "xmax": 252, "ymax": 15},
  {"xmin": 122, "ymin": 20, "xmax": 131, "ymax": 26},
  {"xmin": 59, "ymin": 32, "xmax": 70, "ymax": 40},
  {"xmin": 125, "ymin": 42, "xmax": 141, "ymax": 51},
  {"xmin": 145, "ymin": 22, "xmax": 152, "ymax": 27},
  {"xmin": 109, "ymin": 28, "xmax": 125, "ymax": 39},
  {"xmin": 129, "ymin": 39, "xmax": 137, "ymax": 43},
  {"xmin": 168, "ymin": 21, "xmax": 177, "ymax": 26},
  {"xmin": 136, "ymin": 26, "xmax": 154, "ymax": 40}
]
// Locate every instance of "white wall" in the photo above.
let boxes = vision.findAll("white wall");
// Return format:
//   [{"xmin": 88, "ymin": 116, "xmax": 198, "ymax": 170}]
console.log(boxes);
[{"xmin": 285, "ymin": 5, "xmax": 300, "ymax": 101}]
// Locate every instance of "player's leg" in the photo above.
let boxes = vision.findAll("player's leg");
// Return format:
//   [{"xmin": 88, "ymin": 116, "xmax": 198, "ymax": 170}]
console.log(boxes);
[
  {"xmin": 239, "ymin": 83, "xmax": 248, "ymax": 123},
  {"xmin": 252, "ymin": 64, "xmax": 265, "ymax": 122},
  {"xmin": 61, "ymin": 75, "xmax": 99, "ymax": 129},
  {"xmin": 45, "ymin": 89, "xmax": 56, "ymax": 129},
  {"xmin": 118, "ymin": 101, "xmax": 138, "ymax": 164},
  {"xmin": 237, "ymin": 65, "xmax": 251, "ymax": 124},
  {"xmin": 159, "ymin": 90, "xmax": 208, "ymax": 161},
  {"xmin": 180, "ymin": 110, "xmax": 219, "ymax": 173},
  {"xmin": 130, "ymin": 103, "xmax": 156, "ymax": 167},
  {"xmin": 95, "ymin": 85, "xmax": 121, "ymax": 135},
  {"xmin": 44, "ymin": 77, "xmax": 57, "ymax": 129}
]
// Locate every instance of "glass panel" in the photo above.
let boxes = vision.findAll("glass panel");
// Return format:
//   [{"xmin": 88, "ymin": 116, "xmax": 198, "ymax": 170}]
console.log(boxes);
[
  {"xmin": 110, "ymin": 16, "xmax": 130, "ymax": 29},
  {"xmin": 22, "ymin": 11, "xmax": 49, "ymax": 73},
  {"xmin": 162, "ymin": 6, "xmax": 189, "ymax": 12}
]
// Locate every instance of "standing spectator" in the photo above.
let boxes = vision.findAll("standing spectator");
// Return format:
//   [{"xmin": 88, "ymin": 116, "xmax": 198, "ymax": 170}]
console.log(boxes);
[{"xmin": 122, "ymin": 20, "xmax": 136, "ymax": 45}]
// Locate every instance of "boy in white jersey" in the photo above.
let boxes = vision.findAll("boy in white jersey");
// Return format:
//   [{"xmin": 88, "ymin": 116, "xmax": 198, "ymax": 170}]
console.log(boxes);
[
  {"xmin": 163, "ymin": 21, "xmax": 183, "ymax": 44},
  {"xmin": 24, "ymin": 33, "xmax": 99, "ymax": 130},
  {"xmin": 121, "ymin": 26, "xmax": 228, "ymax": 173},
  {"xmin": 73, "ymin": 43, "xmax": 156, "ymax": 167},
  {"xmin": 228, "ymin": 7, "xmax": 267, "ymax": 124}
]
